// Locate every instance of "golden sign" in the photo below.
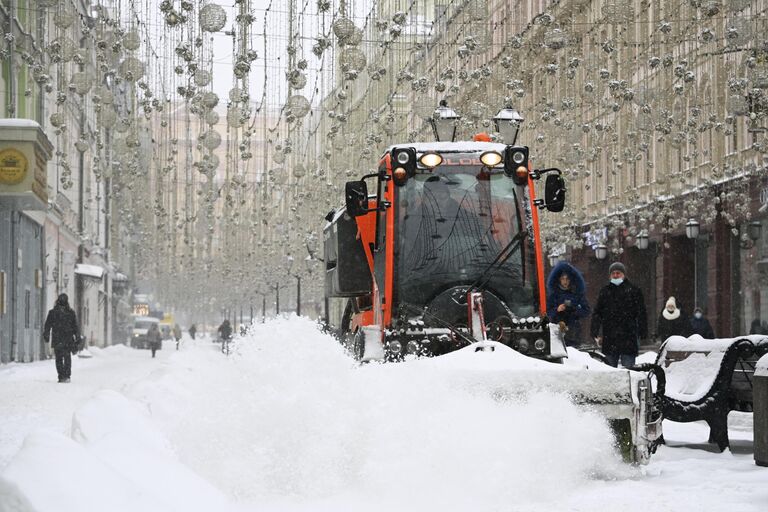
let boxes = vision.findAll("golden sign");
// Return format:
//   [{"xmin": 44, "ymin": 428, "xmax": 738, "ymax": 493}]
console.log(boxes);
[{"xmin": 0, "ymin": 148, "xmax": 28, "ymax": 185}]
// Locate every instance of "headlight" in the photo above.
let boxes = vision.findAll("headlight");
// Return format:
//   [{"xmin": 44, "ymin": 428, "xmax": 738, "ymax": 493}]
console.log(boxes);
[
  {"xmin": 396, "ymin": 151, "xmax": 410, "ymax": 164},
  {"xmin": 511, "ymin": 150, "xmax": 526, "ymax": 164},
  {"xmin": 419, "ymin": 152, "xmax": 442, "ymax": 168},
  {"xmin": 406, "ymin": 340, "xmax": 420, "ymax": 354},
  {"xmin": 517, "ymin": 337, "xmax": 529, "ymax": 351},
  {"xmin": 480, "ymin": 151, "xmax": 503, "ymax": 167},
  {"xmin": 386, "ymin": 340, "xmax": 402, "ymax": 353},
  {"xmin": 393, "ymin": 167, "xmax": 408, "ymax": 182},
  {"xmin": 534, "ymin": 338, "xmax": 546, "ymax": 351}
]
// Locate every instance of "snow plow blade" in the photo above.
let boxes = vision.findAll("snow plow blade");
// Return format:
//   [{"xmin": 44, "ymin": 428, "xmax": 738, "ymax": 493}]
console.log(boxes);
[{"xmin": 410, "ymin": 341, "xmax": 663, "ymax": 464}]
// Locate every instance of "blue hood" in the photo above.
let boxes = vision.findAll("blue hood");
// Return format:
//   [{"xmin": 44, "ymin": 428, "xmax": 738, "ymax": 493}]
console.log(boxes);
[{"xmin": 547, "ymin": 261, "xmax": 586, "ymax": 295}]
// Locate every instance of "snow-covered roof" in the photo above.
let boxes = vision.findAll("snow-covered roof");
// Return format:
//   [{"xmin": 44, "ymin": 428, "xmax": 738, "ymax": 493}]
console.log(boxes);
[
  {"xmin": 384, "ymin": 141, "xmax": 509, "ymax": 154},
  {"xmin": 74, "ymin": 263, "xmax": 105, "ymax": 279},
  {"xmin": 0, "ymin": 119, "xmax": 43, "ymax": 129}
]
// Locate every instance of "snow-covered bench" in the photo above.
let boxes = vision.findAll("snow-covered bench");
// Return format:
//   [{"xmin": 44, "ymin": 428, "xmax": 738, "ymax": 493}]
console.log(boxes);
[{"xmin": 656, "ymin": 335, "xmax": 768, "ymax": 451}]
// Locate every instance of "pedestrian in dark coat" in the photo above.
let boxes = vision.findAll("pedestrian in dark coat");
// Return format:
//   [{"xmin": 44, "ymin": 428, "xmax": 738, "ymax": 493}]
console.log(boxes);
[
  {"xmin": 43, "ymin": 293, "xmax": 80, "ymax": 383},
  {"xmin": 656, "ymin": 296, "xmax": 692, "ymax": 342},
  {"xmin": 218, "ymin": 319, "xmax": 232, "ymax": 341},
  {"xmin": 147, "ymin": 324, "xmax": 162, "ymax": 358},
  {"xmin": 690, "ymin": 307, "xmax": 715, "ymax": 339},
  {"xmin": 546, "ymin": 261, "xmax": 591, "ymax": 347},
  {"xmin": 590, "ymin": 262, "xmax": 648, "ymax": 368},
  {"xmin": 188, "ymin": 324, "xmax": 197, "ymax": 340}
]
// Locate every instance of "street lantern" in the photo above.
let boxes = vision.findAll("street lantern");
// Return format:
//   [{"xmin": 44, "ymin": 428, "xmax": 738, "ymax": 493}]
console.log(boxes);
[
  {"xmin": 636, "ymin": 230, "xmax": 649, "ymax": 250},
  {"xmin": 493, "ymin": 106, "xmax": 525, "ymax": 145},
  {"xmin": 594, "ymin": 244, "xmax": 608, "ymax": 260},
  {"xmin": 748, "ymin": 221, "xmax": 762, "ymax": 242},
  {"xmin": 548, "ymin": 253, "xmax": 562, "ymax": 267},
  {"xmin": 430, "ymin": 100, "xmax": 460, "ymax": 142},
  {"xmin": 685, "ymin": 219, "xmax": 700, "ymax": 239}
]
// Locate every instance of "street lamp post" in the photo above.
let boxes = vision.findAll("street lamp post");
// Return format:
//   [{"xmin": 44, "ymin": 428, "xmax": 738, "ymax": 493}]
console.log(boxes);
[{"xmin": 686, "ymin": 219, "xmax": 701, "ymax": 308}]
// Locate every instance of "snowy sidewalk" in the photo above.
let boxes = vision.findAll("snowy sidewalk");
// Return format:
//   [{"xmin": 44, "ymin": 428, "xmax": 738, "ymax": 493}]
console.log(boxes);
[{"xmin": 1, "ymin": 318, "xmax": 767, "ymax": 512}]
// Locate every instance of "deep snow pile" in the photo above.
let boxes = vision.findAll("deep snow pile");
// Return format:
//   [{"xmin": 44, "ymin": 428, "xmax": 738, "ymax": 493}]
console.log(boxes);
[
  {"xmin": 130, "ymin": 317, "xmax": 627, "ymax": 510},
  {"xmin": 1, "ymin": 316, "xmax": 766, "ymax": 512}
]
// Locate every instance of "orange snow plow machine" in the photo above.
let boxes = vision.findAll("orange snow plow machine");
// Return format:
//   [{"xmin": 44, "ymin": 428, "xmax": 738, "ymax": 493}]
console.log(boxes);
[{"xmin": 323, "ymin": 140, "xmax": 566, "ymax": 363}]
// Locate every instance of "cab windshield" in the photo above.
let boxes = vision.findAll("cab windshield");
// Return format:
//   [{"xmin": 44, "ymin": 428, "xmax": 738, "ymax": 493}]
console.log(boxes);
[{"xmin": 395, "ymin": 157, "xmax": 538, "ymax": 316}]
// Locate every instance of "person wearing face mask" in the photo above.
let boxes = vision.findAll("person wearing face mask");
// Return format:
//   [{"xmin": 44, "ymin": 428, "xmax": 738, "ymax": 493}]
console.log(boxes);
[
  {"xmin": 690, "ymin": 307, "xmax": 715, "ymax": 339},
  {"xmin": 656, "ymin": 296, "xmax": 692, "ymax": 342},
  {"xmin": 590, "ymin": 262, "xmax": 648, "ymax": 368},
  {"xmin": 546, "ymin": 261, "xmax": 591, "ymax": 347}
]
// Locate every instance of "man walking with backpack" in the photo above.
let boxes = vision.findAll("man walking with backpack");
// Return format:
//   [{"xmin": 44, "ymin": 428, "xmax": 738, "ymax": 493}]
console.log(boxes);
[{"xmin": 43, "ymin": 294, "xmax": 81, "ymax": 383}]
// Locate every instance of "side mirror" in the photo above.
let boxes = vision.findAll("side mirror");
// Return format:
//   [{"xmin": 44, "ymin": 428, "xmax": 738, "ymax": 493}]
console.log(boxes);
[
  {"xmin": 544, "ymin": 173, "xmax": 566, "ymax": 212},
  {"xmin": 345, "ymin": 180, "xmax": 369, "ymax": 217}
]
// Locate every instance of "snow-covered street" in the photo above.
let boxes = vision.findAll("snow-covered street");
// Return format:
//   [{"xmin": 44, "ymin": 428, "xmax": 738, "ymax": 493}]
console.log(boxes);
[{"xmin": 1, "ymin": 316, "xmax": 766, "ymax": 512}]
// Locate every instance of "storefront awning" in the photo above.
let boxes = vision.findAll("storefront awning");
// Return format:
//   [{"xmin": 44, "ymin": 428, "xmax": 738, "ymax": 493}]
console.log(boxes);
[{"xmin": 74, "ymin": 264, "xmax": 105, "ymax": 279}]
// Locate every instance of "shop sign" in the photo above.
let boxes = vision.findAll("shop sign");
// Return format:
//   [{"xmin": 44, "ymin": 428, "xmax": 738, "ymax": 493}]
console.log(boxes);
[{"xmin": 0, "ymin": 148, "xmax": 28, "ymax": 185}]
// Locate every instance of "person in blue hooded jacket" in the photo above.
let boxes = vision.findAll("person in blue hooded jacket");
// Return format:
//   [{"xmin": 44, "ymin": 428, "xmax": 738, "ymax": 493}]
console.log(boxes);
[{"xmin": 546, "ymin": 261, "xmax": 591, "ymax": 347}]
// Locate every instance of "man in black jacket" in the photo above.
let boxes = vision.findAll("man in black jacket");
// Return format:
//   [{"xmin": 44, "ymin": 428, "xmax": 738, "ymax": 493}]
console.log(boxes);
[
  {"xmin": 43, "ymin": 293, "xmax": 81, "ymax": 383},
  {"xmin": 590, "ymin": 262, "xmax": 648, "ymax": 368}
]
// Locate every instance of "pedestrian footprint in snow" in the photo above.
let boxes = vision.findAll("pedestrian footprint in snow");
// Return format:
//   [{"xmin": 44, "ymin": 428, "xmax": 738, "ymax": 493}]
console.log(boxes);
[
  {"xmin": 546, "ymin": 261, "xmax": 590, "ymax": 348},
  {"xmin": 42, "ymin": 293, "xmax": 81, "ymax": 383}
]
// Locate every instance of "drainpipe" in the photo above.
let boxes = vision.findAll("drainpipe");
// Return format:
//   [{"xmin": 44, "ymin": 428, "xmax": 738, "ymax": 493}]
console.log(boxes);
[
  {"xmin": 76, "ymin": 109, "xmax": 85, "ymax": 329},
  {"xmin": 9, "ymin": 212, "xmax": 18, "ymax": 361},
  {"xmin": 7, "ymin": 0, "xmax": 17, "ymax": 118}
]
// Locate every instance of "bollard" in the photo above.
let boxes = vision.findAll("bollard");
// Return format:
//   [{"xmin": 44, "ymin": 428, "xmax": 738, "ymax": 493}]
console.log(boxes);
[{"xmin": 755, "ymin": 353, "xmax": 768, "ymax": 467}]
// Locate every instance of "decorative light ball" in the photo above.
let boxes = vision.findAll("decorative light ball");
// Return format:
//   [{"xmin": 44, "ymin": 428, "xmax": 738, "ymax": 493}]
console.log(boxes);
[
  {"xmin": 727, "ymin": 94, "xmax": 748, "ymax": 115},
  {"xmin": 71, "ymin": 72, "xmax": 92, "ymax": 95},
  {"xmin": 229, "ymin": 87, "xmax": 243, "ymax": 102},
  {"xmin": 92, "ymin": 85, "xmax": 114, "ymax": 104},
  {"xmin": 203, "ymin": 153, "xmax": 220, "ymax": 171},
  {"xmin": 52, "ymin": 37, "xmax": 77, "ymax": 61},
  {"xmin": 288, "ymin": 70, "xmax": 307, "ymax": 89},
  {"xmin": 119, "ymin": 56, "xmax": 146, "ymax": 81},
  {"xmin": 123, "ymin": 30, "xmax": 141, "ymax": 51},
  {"xmin": 114, "ymin": 118, "xmax": 132, "ymax": 133},
  {"xmin": 344, "ymin": 27, "xmax": 363, "ymax": 46},
  {"xmin": 293, "ymin": 163, "xmax": 306, "ymax": 178},
  {"xmin": 333, "ymin": 17, "xmax": 355, "ymax": 40},
  {"xmin": 199, "ymin": 4, "xmax": 227, "ymax": 33},
  {"xmin": 602, "ymin": 0, "xmax": 634, "ymax": 22},
  {"xmin": 201, "ymin": 130, "xmax": 222, "ymax": 150},
  {"xmin": 99, "ymin": 108, "xmax": 117, "ymax": 129},
  {"xmin": 725, "ymin": 17, "xmax": 752, "ymax": 46},
  {"xmin": 194, "ymin": 70, "xmax": 212, "ymax": 87},
  {"xmin": 50, "ymin": 113, "xmax": 64, "ymax": 127},
  {"xmin": 699, "ymin": 0, "xmax": 722, "ymax": 17},
  {"xmin": 226, "ymin": 106, "xmax": 244, "ymax": 127},
  {"xmin": 205, "ymin": 110, "xmax": 219, "ymax": 125},
  {"xmin": 544, "ymin": 28, "xmax": 568, "ymax": 50},
  {"xmin": 201, "ymin": 92, "xmax": 219, "ymax": 109},
  {"xmin": 53, "ymin": 11, "xmax": 75, "ymax": 29},
  {"xmin": 286, "ymin": 95, "xmax": 311, "ymax": 118},
  {"xmin": 340, "ymin": 47, "xmax": 367, "ymax": 74},
  {"xmin": 273, "ymin": 152, "xmax": 285, "ymax": 164}
]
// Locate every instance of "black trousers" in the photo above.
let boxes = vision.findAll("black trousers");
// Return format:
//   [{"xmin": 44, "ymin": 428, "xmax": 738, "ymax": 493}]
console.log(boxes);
[{"xmin": 53, "ymin": 347, "xmax": 72, "ymax": 380}]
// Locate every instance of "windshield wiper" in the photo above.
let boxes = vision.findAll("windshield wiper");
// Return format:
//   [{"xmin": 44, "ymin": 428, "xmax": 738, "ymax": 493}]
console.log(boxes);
[{"xmin": 466, "ymin": 229, "xmax": 528, "ymax": 294}]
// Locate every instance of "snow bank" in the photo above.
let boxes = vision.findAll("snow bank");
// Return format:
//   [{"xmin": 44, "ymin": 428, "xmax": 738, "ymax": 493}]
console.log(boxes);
[
  {"xmin": 0, "ymin": 391, "xmax": 232, "ymax": 512},
  {"xmin": 133, "ymin": 316, "xmax": 630, "ymax": 511}
]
